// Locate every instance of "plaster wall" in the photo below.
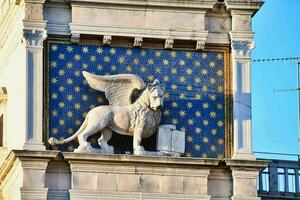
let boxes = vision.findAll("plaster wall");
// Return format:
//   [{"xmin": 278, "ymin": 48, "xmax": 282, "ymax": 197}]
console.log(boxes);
[{"xmin": 0, "ymin": 0, "xmax": 27, "ymax": 150}]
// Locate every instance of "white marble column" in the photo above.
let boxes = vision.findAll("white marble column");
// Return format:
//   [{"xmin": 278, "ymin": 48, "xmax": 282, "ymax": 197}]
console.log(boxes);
[
  {"xmin": 23, "ymin": 25, "xmax": 47, "ymax": 151},
  {"xmin": 230, "ymin": 32, "xmax": 256, "ymax": 160}
]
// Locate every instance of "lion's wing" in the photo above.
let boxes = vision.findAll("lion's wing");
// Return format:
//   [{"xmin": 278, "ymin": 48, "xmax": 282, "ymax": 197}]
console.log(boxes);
[{"xmin": 82, "ymin": 71, "xmax": 145, "ymax": 106}]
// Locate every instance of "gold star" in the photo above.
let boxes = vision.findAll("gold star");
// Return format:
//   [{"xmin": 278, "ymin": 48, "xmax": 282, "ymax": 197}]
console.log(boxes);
[
  {"xmin": 50, "ymin": 61, "xmax": 57, "ymax": 68},
  {"xmin": 59, "ymin": 53, "xmax": 65, "ymax": 60},
  {"xmin": 140, "ymin": 66, "xmax": 147, "ymax": 73},
  {"xmin": 194, "ymin": 144, "xmax": 200, "ymax": 151},
  {"xmin": 82, "ymin": 95, "xmax": 88, "ymax": 101},
  {"xmin": 155, "ymin": 67, "xmax": 161, "ymax": 73},
  {"xmin": 103, "ymin": 56, "xmax": 110, "ymax": 62},
  {"xmin": 74, "ymin": 103, "xmax": 81, "ymax": 110},
  {"xmin": 217, "ymin": 53, "xmax": 223, "ymax": 60},
  {"xmin": 210, "ymin": 112, "xmax": 217, "ymax": 118},
  {"xmin": 211, "ymin": 129, "xmax": 217, "ymax": 135},
  {"xmin": 164, "ymin": 92, "xmax": 170, "ymax": 99},
  {"xmin": 195, "ymin": 93, "xmax": 201, "ymax": 100},
  {"xmin": 172, "ymin": 102, "xmax": 178, "ymax": 108},
  {"xmin": 187, "ymin": 135, "xmax": 193, "ymax": 142},
  {"xmin": 141, "ymin": 50, "xmax": 146, "ymax": 56},
  {"xmin": 179, "ymin": 93, "xmax": 185, "ymax": 99},
  {"xmin": 163, "ymin": 76, "xmax": 169, "ymax": 82},
  {"xmin": 194, "ymin": 77, "xmax": 201, "ymax": 84},
  {"xmin": 68, "ymin": 128, "xmax": 74, "ymax": 134},
  {"xmin": 74, "ymin": 70, "xmax": 80, "ymax": 77},
  {"xmin": 186, "ymin": 85, "xmax": 193, "ymax": 91},
  {"xmin": 155, "ymin": 51, "xmax": 161, "ymax": 57},
  {"xmin": 163, "ymin": 109, "xmax": 170, "ymax": 116},
  {"xmin": 96, "ymin": 47, "xmax": 103, "ymax": 54},
  {"xmin": 210, "ymin": 145, "xmax": 216, "ymax": 152},
  {"xmin": 186, "ymin": 68, "xmax": 193, "ymax": 75},
  {"xmin": 170, "ymin": 51, "xmax": 176, "ymax": 58},
  {"xmin": 218, "ymin": 139, "xmax": 224, "ymax": 145},
  {"xmin": 202, "ymin": 153, "xmax": 208, "ymax": 158},
  {"xmin": 201, "ymin": 53, "xmax": 207, "ymax": 59},
  {"xmin": 52, "ymin": 110, "xmax": 58, "ymax": 117},
  {"xmin": 51, "ymin": 44, "xmax": 58, "ymax": 51},
  {"xmin": 126, "ymin": 66, "xmax": 132, "ymax": 72},
  {"xmin": 179, "ymin": 76, "xmax": 185, "ymax": 83},
  {"xmin": 133, "ymin": 58, "xmax": 139, "ymax": 64},
  {"xmin": 201, "ymin": 69, "xmax": 208, "ymax": 75},
  {"xmin": 209, "ymin": 62, "xmax": 216, "ymax": 68},
  {"xmin": 51, "ymin": 78, "xmax": 57, "ymax": 84},
  {"xmin": 90, "ymin": 55, "xmax": 96, "ymax": 62},
  {"xmin": 126, "ymin": 49, "xmax": 132, "ymax": 56},
  {"xmin": 210, "ymin": 95, "xmax": 216, "ymax": 101},
  {"xmin": 194, "ymin": 60, "xmax": 200, "ymax": 67},
  {"xmin": 203, "ymin": 120, "xmax": 209, "ymax": 126},
  {"xmin": 67, "ymin": 62, "xmax": 73, "ymax": 68},
  {"xmin": 217, "ymin": 86, "xmax": 223, "ymax": 93},
  {"xmin": 67, "ymin": 95, "xmax": 73, "ymax": 101},
  {"xmin": 82, "ymin": 63, "xmax": 88, "ymax": 69},
  {"xmin": 217, "ymin": 103, "xmax": 223, "ymax": 109},
  {"xmin": 67, "ymin": 111, "xmax": 73, "ymax": 118},
  {"xmin": 59, "ymin": 69, "xmax": 65, "ymax": 76},
  {"xmin": 171, "ymin": 68, "xmax": 177, "ymax": 74},
  {"xmin": 97, "ymin": 96, "xmax": 105, "ymax": 103},
  {"xmin": 74, "ymin": 54, "xmax": 81, "ymax": 61},
  {"xmin": 59, "ymin": 86, "xmax": 65, "ymax": 92},
  {"xmin": 75, "ymin": 119, "xmax": 81, "ymax": 125},
  {"xmin": 179, "ymin": 110, "xmax": 186, "ymax": 117},
  {"xmin": 179, "ymin": 60, "xmax": 185, "ymax": 66},
  {"xmin": 147, "ymin": 59, "xmax": 154, "ymax": 65},
  {"xmin": 202, "ymin": 85, "xmax": 208, "ymax": 92},
  {"xmin": 185, "ymin": 52, "xmax": 192, "ymax": 58},
  {"xmin": 51, "ymin": 93, "xmax": 58, "ymax": 99},
  {"xmin": 111, "ymin": 65, "xmax": 117, "ymax": 71},
  {"xmin": 187, "ymin": 102, "xmax": 193, "ymax": 108},
  {"xmin": 118, "ymin": 56, "xmax": 125, "ymax": 64},
  {"xmin": 210, "ymin": 78, "xmax": 216, "ymax": 85},
  {"xmin": 110, "ymin": 48, "xmax": 116, "ymax": 54},
  {"xmin": 195, "ymin": 111, "xmax": 201, "ymax": 117},
  {"xmin": 67, "ymin": 79, "xmax": 73, "ymax": 85},
  {"xmin": 217, "ymin": 69, "xmax": 223, "ymax": 77},
  {"xmin": 58, "ymin": 102, "xmax": 64, "ymax": 108},
  {"xmin": 82, "ymin": 47, "xmax": 89, "ymax": 53},
  {"xmin": 202, "ymin": 103, "xmax": 209, "ymax": 109},
  {"xmin": 171, "ymin": 84, "xmax": 178, "ymax": 90},
  {"xmin": 217, "ymin": 120, "xmax": 224, "ymax": 127},
  {"xmin": 163, "ymin": 59, "xmax": 169, "ymax": 65},
  {"xmin": 52, "ymin": 128, "xmax": 58, "ymax": 134},
  {"xmin": 74, "ymin": 86, "xmax": 81, "ymax": 93},
  {"xmin": 180, "ymin": 127, "xmax": 186, "ymax": 132},
  {"xmin": 59, "ymin": 119, "xmax": 65, "ymax": 126},
  {"xmin": 66, "ymin": 46, "xmax": 73, "ymax": 52},
  {"xmin": 188, "ymin": 119, "xmax": 194, "ymax": 125},
  {"xmin": 203, "ymin": 137, "xmax": 209, "ymax": 143},
  {"xmin": 172, "ymin": 118, "xmax": 178, "ymax": 125},
  {"xmin": 147, "ymin": 75, "xmax": 154, "ymax": 81},
  {"xmin": 195, "ymin": 127, "xmax": 201, "ymax": 134}
]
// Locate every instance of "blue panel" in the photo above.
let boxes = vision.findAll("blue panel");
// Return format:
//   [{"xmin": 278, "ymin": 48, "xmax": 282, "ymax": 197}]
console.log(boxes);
[
  {"xmin": 28, "ymin": 51, "xmax": 34, "ymax": 140},
  {"xmin": 48, "ymin": 43, "xmax": 225, "ymax": 158}
]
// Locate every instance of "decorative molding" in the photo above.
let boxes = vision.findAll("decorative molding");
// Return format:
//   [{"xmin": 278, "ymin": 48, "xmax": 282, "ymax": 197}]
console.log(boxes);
[
  {"xmin": 103, "ymin": 35, "xmax": 112, "ymax": 45},
  {"xmin": 133, "ymin": 37, "xmax": 143, "ymax": 47},
  {"xmin": 225, "ymin": 0, "xmax": 264, "ymax": 16},
  {"xmin": 70, "ymin": 23, "xmax": 209, "ymax": 41},
  {"xmin": 196, "ymin": 40, "xmax": 205, "ymax": 50},
  {"xmin": 164, "ymin": 38, "xmax": 174, "ymax": 49},
  {"xmin": 23, "ymin": 29, "xmax": 47, "ymax": 48},
  {"xmin": 46, "ymin": 23, "xmax": 70, "ymax": 36},
  {"xmin": 70, "ymin": 33, "xmax": 80, "ymax": 43}
]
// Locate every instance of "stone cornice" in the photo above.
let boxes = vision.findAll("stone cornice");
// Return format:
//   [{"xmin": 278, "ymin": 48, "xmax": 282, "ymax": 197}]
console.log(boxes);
[
  {"xmin": 67, "ymin": 0, "xmax": 216, "ymax": 10},
  {"xmin": 225, "ymin": 0, "xmax": 264, "ymax": 16},
  {"xmin": 225, "ymin": 158, "xmax": 269, "ymax": 170}
]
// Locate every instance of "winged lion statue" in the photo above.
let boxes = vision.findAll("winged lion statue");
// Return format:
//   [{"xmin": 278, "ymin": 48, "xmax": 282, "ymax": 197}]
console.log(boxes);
[{"xmin": 48, "ymin": 71, "xmax": 164, "ymax": 155}]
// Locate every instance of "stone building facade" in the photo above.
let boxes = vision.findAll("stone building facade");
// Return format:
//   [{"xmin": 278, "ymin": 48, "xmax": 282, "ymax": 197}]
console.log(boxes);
[{"xmin": 0, "ymin": 0, "xmax": 267, "ymax": 199}]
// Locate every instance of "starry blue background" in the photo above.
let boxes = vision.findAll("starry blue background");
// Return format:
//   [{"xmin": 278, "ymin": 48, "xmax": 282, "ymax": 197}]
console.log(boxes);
[{"xmin": 48, "ymin": 43, "xmax": 226, "ymax": 158}]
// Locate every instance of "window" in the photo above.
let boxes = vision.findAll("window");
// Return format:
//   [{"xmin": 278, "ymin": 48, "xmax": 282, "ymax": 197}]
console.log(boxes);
[
  {"xmin": 288, "ymin": 169, "xmax": 296, "ymax": 193},
  {"xmin": 278, "ymin": 168, "xmax": 285, "ymax": 192},
  {"xmin": 261, "ymin": 167, "xmax": 269, "ymax": 191}
]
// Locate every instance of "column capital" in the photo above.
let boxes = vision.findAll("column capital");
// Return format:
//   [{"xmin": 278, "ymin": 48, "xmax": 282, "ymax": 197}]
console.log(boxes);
[
  {"xmin": 23, "ymin": 29, "xmax": 47, "ymax": 48},
  {"xmin": 231, "ymin": 40, "xmax": 255, "ymax": 58}
]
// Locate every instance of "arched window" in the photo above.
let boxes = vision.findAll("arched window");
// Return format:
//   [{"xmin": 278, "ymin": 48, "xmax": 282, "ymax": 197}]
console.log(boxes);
[{"xmin": 0, "ymin": 87, "xmax": 7, "ymax": 148}]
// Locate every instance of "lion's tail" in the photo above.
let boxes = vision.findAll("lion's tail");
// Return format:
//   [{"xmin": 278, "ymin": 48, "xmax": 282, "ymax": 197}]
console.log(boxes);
[{"xmin": 48, "ymin": 116, "xmax": 88, "ymax": 145}]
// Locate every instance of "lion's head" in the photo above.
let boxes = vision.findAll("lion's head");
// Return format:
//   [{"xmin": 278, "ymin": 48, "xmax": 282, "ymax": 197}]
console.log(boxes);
[{"xmin": 147, "ymin": 79, "xmax": 164, "ymax": 110}]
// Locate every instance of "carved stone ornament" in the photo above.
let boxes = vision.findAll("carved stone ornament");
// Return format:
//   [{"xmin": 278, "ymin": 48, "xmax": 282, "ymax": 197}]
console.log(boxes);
[
  {"xmin": 133, "ymin": 37, "xmax": 143, "ymax": 47},
  {"xmin": 164, "ymin": 38, "xmax": 174, "ymax": 49},
  {"xmin": 49, "ymin": 72, "xmax": 184, "ymax": 156},
  {"xmin": 103, "ymin": 35, "xmax": 112, "ymax": 45},
  {"xmin": 196, "ymin": 40, "xmax": 205, "ymax": 50},
  {"xmin": 23, "ymin": 29, "xmax": 46, "ymax": 48},
  {"xmin": 71, "ymin": 33, "xmax": 80, "ymax": 44},
  {"xmin": 231, "ymin": 40, "xmax": 255, "ymax": 57}
]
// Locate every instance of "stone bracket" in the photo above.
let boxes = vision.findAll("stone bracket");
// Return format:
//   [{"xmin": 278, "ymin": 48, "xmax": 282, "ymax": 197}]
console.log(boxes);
[
  {"xmin": 133, "ymin": 37, "xmax": 143, "ymax": 47},
  {"xmin": 103, "ymin": 35, "xmax": 112, "ymax": 45},
  {"xmin": 164, "ymin": 38, "xmax": 174, "ymax": 49}
]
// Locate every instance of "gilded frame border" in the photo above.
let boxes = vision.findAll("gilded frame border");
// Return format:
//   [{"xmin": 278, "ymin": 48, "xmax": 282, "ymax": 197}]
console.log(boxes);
[{"xmin": 43, "ymin": 36, "xmax": 233, "ymax": 158}]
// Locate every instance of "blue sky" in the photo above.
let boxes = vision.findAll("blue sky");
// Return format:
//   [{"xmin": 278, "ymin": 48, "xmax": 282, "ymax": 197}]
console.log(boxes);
[{"xmin": 252, "ymin": 0, "xmax": 300, "ymax": 160}]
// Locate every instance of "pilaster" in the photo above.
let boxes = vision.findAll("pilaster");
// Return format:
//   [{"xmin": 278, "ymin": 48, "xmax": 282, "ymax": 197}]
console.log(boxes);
[
  {"xmin": 230, "ymin": 24, "xmax": 255, "ymax": 160},
  {"xmin": 23, "ymin": 19, "xmax": 47, "ymax": 150}
]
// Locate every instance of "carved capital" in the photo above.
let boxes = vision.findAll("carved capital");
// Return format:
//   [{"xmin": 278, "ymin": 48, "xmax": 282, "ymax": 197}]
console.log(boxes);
[
  {"xmin": 231, "ymin": 40, "xmax": 255, "ymax": 57},
  {"xmin": 103, "ymin": 35, "xmax": 112, "ymax": 45},
  {"xmin": 133, "ymin": 37, "xmax": 143, "ymax": 47},
  {"xmin": 71, "ymin": 33, "xmax": 80, "ymax": 43},
  {"xmin": 196, "ymin": 40, "xmax": 205, "ymax": 50},
  {"xmin": 23, "ymin": 29, "xmax": 46, "ymax": 48},
  {"xmin": 164, "ymin": 38, "xmax": 174, "ymax": 49}
]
